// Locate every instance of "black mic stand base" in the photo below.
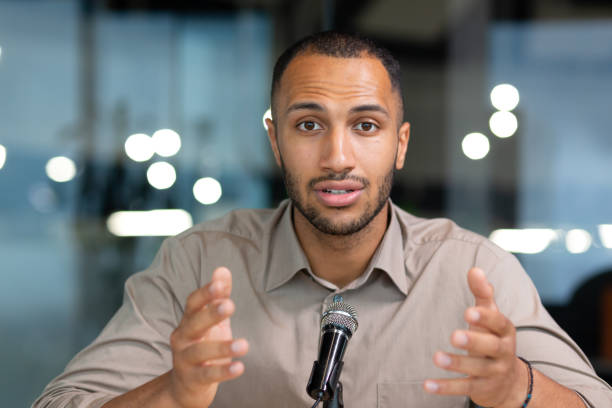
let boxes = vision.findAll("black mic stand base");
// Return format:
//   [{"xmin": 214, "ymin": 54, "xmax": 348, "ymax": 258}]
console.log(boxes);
[{"xmin": 323, "ymin": 381, "xmax": 343, "ymax": 408}]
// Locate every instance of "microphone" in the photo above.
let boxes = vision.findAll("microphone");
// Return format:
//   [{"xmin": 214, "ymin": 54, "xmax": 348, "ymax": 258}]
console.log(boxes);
[{"xmin": 306, "ymin": 296, "xmax": 358, "ymax": 404}]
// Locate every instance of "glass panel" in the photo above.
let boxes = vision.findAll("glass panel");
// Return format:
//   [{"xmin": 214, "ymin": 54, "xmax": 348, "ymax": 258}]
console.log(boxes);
[
  {"xmin": 3, "ymin": 1, "xmax": 612, "ymax": 404},
  {"xmin": 0, "ymin": 2, "xmax": 271, "ymax": 405}
]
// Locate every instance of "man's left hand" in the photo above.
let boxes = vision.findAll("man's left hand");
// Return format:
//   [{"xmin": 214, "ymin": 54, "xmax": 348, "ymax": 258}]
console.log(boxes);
[{"xmin": 424, "ymin": 267, "xmax": 528, "ymax": 408}]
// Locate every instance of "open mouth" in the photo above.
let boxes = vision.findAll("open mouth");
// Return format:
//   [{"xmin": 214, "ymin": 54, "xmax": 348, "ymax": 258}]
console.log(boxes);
[
  {"xmin": 312, "ymin": 177, "xmax": 366, "ymax": 207},
  {"xmin": 322, "ymin": 189, "xmax": 354, "ymax": 194},
  {"xmin": 315, "ymin": 188, "xmax": 363, "ymax": 207}
]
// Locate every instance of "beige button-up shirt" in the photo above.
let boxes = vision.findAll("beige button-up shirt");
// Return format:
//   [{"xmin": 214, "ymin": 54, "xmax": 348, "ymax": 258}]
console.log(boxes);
[{"xmin": 34, "ymin": 200, "xmax": 611, "ymax": 407}]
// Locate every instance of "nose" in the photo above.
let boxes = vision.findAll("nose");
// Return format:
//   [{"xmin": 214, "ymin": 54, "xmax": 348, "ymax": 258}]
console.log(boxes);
[{"xmin": 320, "ymin": 126, "xmax": 356, "ymax": 174}]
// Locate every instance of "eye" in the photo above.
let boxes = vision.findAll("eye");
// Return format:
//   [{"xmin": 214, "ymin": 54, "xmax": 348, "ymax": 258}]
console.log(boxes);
[
  {"xmin": 354, "ymin": 122, "xmax": 378, "ymax": 132},
  {"xmin": 297, "ymin": 121, "xmax": 323, "ymax": 131}
]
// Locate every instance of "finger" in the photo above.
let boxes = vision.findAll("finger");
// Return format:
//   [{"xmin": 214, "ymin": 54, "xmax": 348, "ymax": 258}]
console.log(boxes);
[
  {"xmin": 184, "ymin": 270, "xmax": 233, "ymax": 315},
  {"xmin": 465, "ymin": 307, "xmax": 515, "ymax": 337},
  {"xmin": 182, "ymin": 299, "xmax": 235, "ymax": 342},
  {"xmin": 424, "ymin": 377, "xmax": 475, "ymax": 396},
  {"xmin": 211, "ymin": 266, "xmax": 233, "ymax": 293},
  {"xmin": 451, "ymin": 330, "xmax": 513, "ymax": 358},
  {"xmin": 192, "ymin": 360, "xmax": 245, "ymax": 385},
  {"xmin": 181, "ymin": 338, "xmax": 249, "ymax": 365},
  {"xmin": 433, "ymin": 351, "xmax": 504, "ymax": 377},
  {"xmin": 467, "ymin": 267, "xmax": 496, "ymax": 311}
]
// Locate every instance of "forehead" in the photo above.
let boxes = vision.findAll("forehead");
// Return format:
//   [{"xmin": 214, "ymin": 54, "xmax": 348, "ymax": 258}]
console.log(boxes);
[{"xmin": 277, "ymin": 53, "xmax": 396, "ymax": 114}]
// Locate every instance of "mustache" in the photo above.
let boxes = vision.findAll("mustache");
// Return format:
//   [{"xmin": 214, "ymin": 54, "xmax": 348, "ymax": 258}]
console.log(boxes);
[{"xmin": 307, "ymin": 172, "xmax": 370, "ymax": 189}]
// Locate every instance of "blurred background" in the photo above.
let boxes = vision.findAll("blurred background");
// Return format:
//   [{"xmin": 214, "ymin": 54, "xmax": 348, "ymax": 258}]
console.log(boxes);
[{"xmin": 1, "ymin": 0, "xmax": 612, "ymax": 405}]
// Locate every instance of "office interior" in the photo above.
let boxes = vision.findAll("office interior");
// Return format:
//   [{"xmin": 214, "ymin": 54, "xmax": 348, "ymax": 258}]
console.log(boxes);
[{"xmin": 1, "ymin": 0, "xmax": 612, "ymax": 405}]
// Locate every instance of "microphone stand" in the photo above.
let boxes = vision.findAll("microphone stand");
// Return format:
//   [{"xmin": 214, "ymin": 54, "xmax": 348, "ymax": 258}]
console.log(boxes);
[{"xmin": 323, "ymin": 381, "xmax": 343, "ymax": 408}]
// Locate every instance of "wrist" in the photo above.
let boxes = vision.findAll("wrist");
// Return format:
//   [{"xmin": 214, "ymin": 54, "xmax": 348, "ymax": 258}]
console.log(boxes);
[
  {"xmin": 497, "ymin": 357, "xmax": 530, "ymax": 408},
  {"xmin": 166, "ymin": 369, "xmax": 216, "ymax": 408},
  {"xmin": 162, "ymin": 371, "xmax": 188, "ymax": 408},
  {"xmin": 101, "ymin": 371, "xmax": 190, "ymax": 408}
]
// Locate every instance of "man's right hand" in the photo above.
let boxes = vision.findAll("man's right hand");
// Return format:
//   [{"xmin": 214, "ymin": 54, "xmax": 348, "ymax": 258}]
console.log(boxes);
[
  {"xmin": 101, "ymin": 266, "xmax": 248, "ymax": 408},
  {"xmin": 168, "ymin": 266, "xmax": 249, "ymax": 408}
]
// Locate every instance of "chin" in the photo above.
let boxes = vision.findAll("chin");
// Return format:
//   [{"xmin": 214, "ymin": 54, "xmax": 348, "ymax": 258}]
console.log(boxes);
[{"xmin": 308, "ymin": 209, "xmax": 374, "ymax": 236}]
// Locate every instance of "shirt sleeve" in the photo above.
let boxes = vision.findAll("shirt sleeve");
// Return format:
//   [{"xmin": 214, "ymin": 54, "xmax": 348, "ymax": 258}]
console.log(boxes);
[
  {"xmin": 487, "ymin": 253, "xmax": 612, "ymax": 407},
  {"xmin": 32, "ymin": 236, "xmax": 198, "ymax": 408}
]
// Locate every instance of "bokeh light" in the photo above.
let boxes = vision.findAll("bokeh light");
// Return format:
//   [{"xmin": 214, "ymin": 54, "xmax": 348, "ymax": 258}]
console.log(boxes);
[
  {"xmin": 125, "ymin": 133, "xmax": 154, "ymax": 162},
  {"xmin": 262, "ymin": 107, "xmax": 272, "ymax": 131},
  {"xmin": 461, "ymin": 132, "xmax": 490, "ymax": 160},
  {"xmin": 193, "ymin": 177, "xmax": 222, "ymax": 205},
  {"xmin": 490, "ymin": 228, "xmax": 557, "ymax": 254},
  {"xmin": 45, "ymin": 156, "xmax": 77, "ymax": 183},
  {"xmin": 598, "ymin": 225, "xmax": 612, "ymax": 249},
  {"xmin": 490, "ymin": 83, "xmax": 520, "ymax": 111},
  {"xmin": 107, "ymin": 209, "xmax": 193, "ymax": 237},
  {"xmin": 146, "ymin": 161, "xmax": 176, "ymax": 190},
  {"xmin": 28, "ymin": 183, "xmax": 58, "ymax": 213},
  {"xmin": 565, "ymin": 229, "xmax": 592, "ymax": 254},
  {"xmin": 152, "ymin": 129, "xmax": 182, "ymax": 157},
  {"xmin": 489, "ymin": 111, "xmax": 518, "ymax": 138},
  {"xmin": 0, "ymin": 144, "xmax": 6, "ymax": 169}
]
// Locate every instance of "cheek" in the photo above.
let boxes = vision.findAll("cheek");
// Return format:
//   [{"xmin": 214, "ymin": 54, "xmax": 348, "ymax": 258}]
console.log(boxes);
[
  {"xmin": 354, "ymin": 138, "xmax": 397, "ymax": 174},
  {"xmin": 279, "ymin": 139, "xmax": 319, "ymax": 167}
]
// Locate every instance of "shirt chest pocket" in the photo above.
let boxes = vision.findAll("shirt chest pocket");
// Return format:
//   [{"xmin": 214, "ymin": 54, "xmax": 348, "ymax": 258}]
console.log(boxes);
[{"xmin": 377, "ymin": 382, "xmax": 470, "ymax": 408}]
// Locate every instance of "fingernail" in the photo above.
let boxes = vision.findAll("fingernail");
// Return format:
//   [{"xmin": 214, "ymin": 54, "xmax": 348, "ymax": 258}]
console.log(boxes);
[
  {"xmin": 229, "ymin": 362, "xmax": 242, "ymax": 375},
  {"xmin": 217, "ymin": 301, "xmax": 231, "ymax": 315},
  {"xmin": 216, "ymin": 267, "xmax": 231, "ymax": 278},
  {"xmin": 209, "ymin": 281, "xmax": 223, "ymax": 295},
  {"xmin": 424, "ymin": 381, "xmax": 439, "ymax": 393},
  {"xmin": 231, "ymin": 339, "xmax": 247, "ymax": 353},
  {"xmin": 435, "ymin": 352, "xmax": 451, "ymax": 367},
  {"xmin": 454, "ymin": 331, "xmax": 468, "ymax": 346},
  {"xmin": 473, "ymin": 267, "xmax": 485, "ymax": 278},
  {"xmin": 467, "ymin": 309, "xmax": 480, "ymax": 322}
]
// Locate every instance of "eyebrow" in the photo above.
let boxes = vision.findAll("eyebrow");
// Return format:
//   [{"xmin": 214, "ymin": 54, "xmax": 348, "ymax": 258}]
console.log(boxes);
[
  {"xmin": 286, "ymin": 102, "xmax": 325, "ymax": 114},
  {"xmin": 349, "ymin": 104, "xmax": 390, "ymax": 117},
  {"xmin": 285, "ymin": 102, "xmax": 390, "ymax": 118}
]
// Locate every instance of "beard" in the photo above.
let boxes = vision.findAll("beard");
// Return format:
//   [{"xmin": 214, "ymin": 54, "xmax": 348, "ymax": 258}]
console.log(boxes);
[{"xmin": 281, "ymin": 161, "xmax": 394, "ymax": 236}]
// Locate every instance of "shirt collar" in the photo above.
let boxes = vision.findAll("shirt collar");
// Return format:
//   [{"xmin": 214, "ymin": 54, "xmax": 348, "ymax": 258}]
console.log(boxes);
[
  {"xmin": 264, "ymin": 200, "xmax": 409, "ymax": 296},
  {"xmin": 364, "ymin": 201, "xmax": 409, "ymax": 295},
  {"xmin": 264, "ymin": 200, "xmax": 310, "ymax": 292}
]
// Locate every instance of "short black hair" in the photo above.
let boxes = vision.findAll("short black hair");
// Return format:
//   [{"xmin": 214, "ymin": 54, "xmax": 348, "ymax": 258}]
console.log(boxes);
[{"xmin": 270, "ymin": 31, "xmax": 404, "ymax": 122}]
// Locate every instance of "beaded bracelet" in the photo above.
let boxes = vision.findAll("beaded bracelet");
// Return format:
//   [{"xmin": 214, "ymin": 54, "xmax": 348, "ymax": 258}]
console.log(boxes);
[{"xmin": 518, "ymin": 357, "xmax": 533, "ymax": 407}]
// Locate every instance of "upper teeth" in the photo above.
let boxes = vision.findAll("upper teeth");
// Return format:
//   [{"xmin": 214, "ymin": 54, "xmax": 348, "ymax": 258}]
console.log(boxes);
[{"xmin": 325, "ymin": 189, "xmax": 351, "ymax": 194}]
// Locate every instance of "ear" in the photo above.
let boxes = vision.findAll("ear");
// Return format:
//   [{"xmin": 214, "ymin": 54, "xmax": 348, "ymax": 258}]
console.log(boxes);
[
  {"xmin": 266, "ymin": 118, "xmax": 282, "ymax": 168},
  {"xmin": 395, "ymin": 121, "xmax": 411, "ymax": 170}
]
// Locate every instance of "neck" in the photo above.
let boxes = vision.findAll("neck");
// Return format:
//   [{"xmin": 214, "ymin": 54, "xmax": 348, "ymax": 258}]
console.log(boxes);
[{"xmin": 293, "ymin": 203, "xmax": 390, "ymax": 288}]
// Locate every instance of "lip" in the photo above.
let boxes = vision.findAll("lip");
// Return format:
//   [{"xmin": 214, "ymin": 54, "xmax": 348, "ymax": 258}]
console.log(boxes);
[
  {"xmin": 315, "ymin": 189, "xmax": 363, "ymax": 207},
  {"xmin": 312, "ymin": 180, "xmax": 365, "ymax": 191},
  {"xmin": 313, "ymin": 180, "xmax": 365, "ymax": 208}
]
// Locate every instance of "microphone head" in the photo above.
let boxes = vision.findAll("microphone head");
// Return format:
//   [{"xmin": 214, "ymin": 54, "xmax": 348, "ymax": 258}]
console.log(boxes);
[{"xmin": 321, "ymin": 300, "xmax": 358, "ymax": 335}]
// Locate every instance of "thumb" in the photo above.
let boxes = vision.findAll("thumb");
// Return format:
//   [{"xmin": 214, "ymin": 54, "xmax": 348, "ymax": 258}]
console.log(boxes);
[{"xmin": 468, "ymin": 267, "xmax": 496, "ymax": 311}]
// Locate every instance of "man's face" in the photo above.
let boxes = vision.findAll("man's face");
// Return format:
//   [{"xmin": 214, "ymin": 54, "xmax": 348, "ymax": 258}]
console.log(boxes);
[{"xmin": 267, "ymin": 53, "xmax": 410, "ymax": 236}]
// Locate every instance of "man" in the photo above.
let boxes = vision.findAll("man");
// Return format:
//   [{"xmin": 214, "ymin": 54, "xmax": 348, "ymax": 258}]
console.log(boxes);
[{"xmin": 35, "ymin": 32, "xmax": 610, "ymax": 407}]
